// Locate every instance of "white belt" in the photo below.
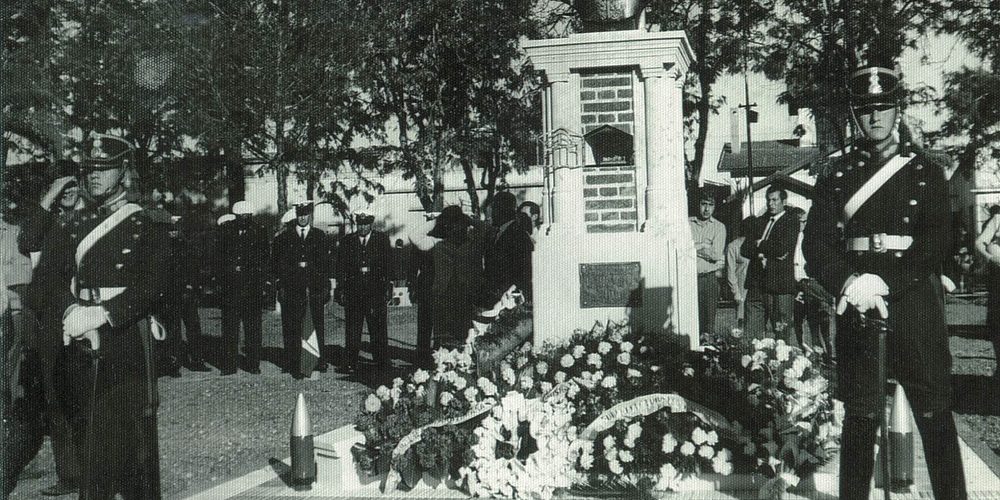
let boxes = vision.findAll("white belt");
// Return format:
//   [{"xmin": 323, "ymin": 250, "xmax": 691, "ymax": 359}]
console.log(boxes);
[
  {"xmin": 76, "ymin": 287, "xmax": 127, "ymax": 302},
  {"xmin": 846, "ymin": 234, "xmax": 913, "ymax": 252}
]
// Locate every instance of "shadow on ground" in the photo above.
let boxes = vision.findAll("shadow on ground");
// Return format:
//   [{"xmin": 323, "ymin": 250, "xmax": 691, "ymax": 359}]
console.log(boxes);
[{"xmin": 951, "ymin": 374, "xmax": 1000, "ymax": 417}]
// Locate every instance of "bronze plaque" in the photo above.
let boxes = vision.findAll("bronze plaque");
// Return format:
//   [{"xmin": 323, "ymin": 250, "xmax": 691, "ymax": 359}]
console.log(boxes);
[{"xmin": 579, "ymin": 262, "xmax": 641, "ymax": 308}]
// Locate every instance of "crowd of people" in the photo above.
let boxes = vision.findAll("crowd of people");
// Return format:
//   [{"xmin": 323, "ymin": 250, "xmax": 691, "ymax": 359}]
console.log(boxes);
[
  {"xmin": 691, "ymin": 186, "xmax": 835, "ymax": 364},
  {"xmin": 1, "ymin": 136, "xmax": 541, "ymax": 497}
]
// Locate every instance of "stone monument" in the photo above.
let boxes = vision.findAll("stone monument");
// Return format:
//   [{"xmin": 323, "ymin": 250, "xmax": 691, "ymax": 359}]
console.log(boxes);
[{"xmin": 525, "ymin": 10, "xmax": 699, "ymax": 349}]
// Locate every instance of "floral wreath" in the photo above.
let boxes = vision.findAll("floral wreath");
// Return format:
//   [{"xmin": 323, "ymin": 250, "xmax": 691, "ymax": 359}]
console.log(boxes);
[{"xmin": 460, "ymin": 391, "xmax": 581, "ymax": 500}]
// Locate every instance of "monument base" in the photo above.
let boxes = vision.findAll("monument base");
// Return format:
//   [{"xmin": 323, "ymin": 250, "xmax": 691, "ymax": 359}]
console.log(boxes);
[{"xmin": 531, "ymin": 227, "xmax": 699, "ymax": 350}]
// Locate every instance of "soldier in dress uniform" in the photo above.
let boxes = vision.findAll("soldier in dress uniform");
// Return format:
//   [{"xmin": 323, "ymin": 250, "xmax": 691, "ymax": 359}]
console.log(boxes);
[
  {"xmin": 802, "ymin": 64, "xmax": 966, "ymax": 500},
  {"xmin": 162, "ymin": 215, "xmax": 210, "ymax": 373},
  {"xmin": 335, "ymin": 213, "xmax": 393, "ymax": 373},
  {"xmin": 28, "ymin": 133, "xmax": 168, "ymax": 500},
  {"xmin": 271, "ymin": 201, "xmax": 331, "ymax": 376},
  {"xmin": 218, "ymin": 201, "xmax": 270, "ymax": 375}
]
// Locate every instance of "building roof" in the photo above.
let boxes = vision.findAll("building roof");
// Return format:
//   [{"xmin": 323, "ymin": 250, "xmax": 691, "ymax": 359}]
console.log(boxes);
[{"xmin": 716, "ymin": 139, "xmax": 825, "ymax": 176}]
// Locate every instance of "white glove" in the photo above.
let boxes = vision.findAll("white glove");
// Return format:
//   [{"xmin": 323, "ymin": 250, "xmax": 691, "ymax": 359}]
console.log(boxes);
[
  {"xmin": 64, "ymin": 305, "xmax": 109, "ymax": 339},
  {"xmin": 836, "ymin": 273, "xmax": 889, "ymax": 318}
]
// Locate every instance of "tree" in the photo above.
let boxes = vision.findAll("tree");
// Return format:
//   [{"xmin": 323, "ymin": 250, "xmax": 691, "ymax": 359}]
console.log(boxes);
[
  {"xmin": 759, "ymin": 0, "xmax": 949, "ymax": 154},
  {"xmin": 352, "ymin": 0, "xmax": 539, "ymax": 214},
  {"xmin": 3, "ymin": 0, "xmax": 67, "ymax": 165},
  {"xmin": 645, "ymin": 0, "xmax": 771, "ymax": 184}
]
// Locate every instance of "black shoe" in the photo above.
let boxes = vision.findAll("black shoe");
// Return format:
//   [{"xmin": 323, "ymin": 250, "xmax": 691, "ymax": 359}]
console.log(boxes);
[
  {"xmin": 220, "ymin": 367, "xmax": 238, "ymax": 376},
  {"xmin": 316, "ymin": 362, "xmax": 328, "ymax": 373},
  {"xmin": 184, "ymin": 357, "xmax": 211, "ymax": 372},
  {"xmin": 40, "ymin": 482, "xmax": 78, "ymax": 496}
]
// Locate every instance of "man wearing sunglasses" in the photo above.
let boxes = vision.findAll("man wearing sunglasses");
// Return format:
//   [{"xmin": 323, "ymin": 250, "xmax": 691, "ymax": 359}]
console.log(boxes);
[{"xmin": 802, "ymin": 64, "xmax": 966, "ymax": 499}]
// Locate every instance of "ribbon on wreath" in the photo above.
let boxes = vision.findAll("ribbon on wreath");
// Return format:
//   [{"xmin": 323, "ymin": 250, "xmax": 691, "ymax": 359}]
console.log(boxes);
[{"xmin": 579, "ymin": 393, "xmax": 742, "ymax": 441}]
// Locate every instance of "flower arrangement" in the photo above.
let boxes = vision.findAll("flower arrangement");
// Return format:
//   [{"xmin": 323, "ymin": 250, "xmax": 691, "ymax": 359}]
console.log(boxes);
[
  {"xmin": 352, "ymin": 311, "xmax": 844, "ymax": 499},
  {"xmin": 459, "ymin": 390, "xmax": 580, "ymax": 500}
]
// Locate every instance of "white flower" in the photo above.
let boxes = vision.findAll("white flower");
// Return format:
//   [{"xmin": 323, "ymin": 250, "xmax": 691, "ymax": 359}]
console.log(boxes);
[
  {"xmin": 603, "ymin": 435, "xmax": 616, "ymax": 450},
  {"xmin": 680, "ymin": 441, "xmax": 696, "ymax": 456},
  {"xmin": 560, "ymin": 354, "xmax": 575, "ymax": 368},
  {"xmin": 639, "ymin": 345, "xmax": 649, "ymax": 354},
  {"xmin": 655, "ymin": 463, "xmax": 681, "ymax": 491},
  {"xmin": 535, "ymin": 361, "xmax": 548, "ymax": 376},
  {"xmin": 598, "ymin": 341, "xmax": 612, "ymax": 354},
  {"xmin": 608, "ymin": 460, "xmax": 624, "ymax": 475},
  {"xmin": 683, "ymin": 367, "xmax": 695, "ymax": 377},
  {"xmin": 519, "ymin": 374, "xmax": 533, "ymax": 390},
  {"xmin": 731, "ymin": 327, "xmax": 744, "ymax": 338},
  {"xmin": 620, "ymin": 341, "xmax": 634, "ymax": 353},
  {"xmin": 692, "ymin": 427, "xmax": 709, "ymax": 445},
  {"xmin": 376, "ymin": 385, "xmax": 391, "ymax": 400},
  {"xmin": 581, "ymin": 370, "xmax": 592, "ymax": 382},
  {"xmin": 587, "ymin": 353, "xmax": 602, "ymax": 368},
  {"xmin": 741, "ymin": 354, "xmax": 752, "ymax": 368},
  {"xmin": 579, "ymin": 442, "xmax": 595, "ymax": 470},
  {"xmin": 650, "ymin": 365, "xmax": 661, "ymax": 372},
  {"xmin": 618, "ymin": 449, "xmax": 634, "ymax": 463},
  {"xmin": 712, "ymin": 449, "xmax": 733, "ymax": 475},
  {"xmin": 364, "ymin": 394, "xmax": 381, "ymax": 412},
  {"xmin": 412, "ymin": 369, "xmax": 430, "ymax": 384},
  {"xmin": 515, "ymin": 355, "xmax": 529, "ymax": 368},
  {"xmin": 393, "ymin": 377, "xmax": 404, "ymax": 388},
  {"xmin": 625, "ymin": 422, "xmax": 642, "ymax": 445},
  {"xmin": 572, "ymin": 345, "xmax": 586, "ymax": 359},
  {"xmin": 389, "ymin": 386, "xmax": 402, "ymax": 402},
  {"xmin": 415, "ymin": 386, "xmax": 426, "ymax": 399},
  {"xmin": 478, "ymin": 377, "xmax": 498, "ymax": 396},
  {"xmin": 706, "ymin": 430, "xmax": 719, "ymax": 446},
  {"xmin": 501, "ymin": 365, "xmax": 517, "ymax": 385},
  {"xmin": 464, "ymin": 387, "xmax": 479, "ymax": 403},
  {"xmin": 554, "ymin": 371, "xmax": 567, "ymax": 383},
  {"xmin": 661, "ymin": 433, "xmax": 678, "ymax": 454},
  {"xmin": 540, "ymin": 381, "xmax": 553, "ymax": 393},
  {"xmin": 601, "ymin": 376, "xmax": 617, "ymax": 389},
  {"xmin": 698, "ymin": 444, "xmax": 715, "ymax": 458},
  {"xmin": 453, "ymin": 376, "xmax": 468, "ymax": 390},
  {"xmin": 617, "ymin": 352, "xmax": 631, "ymax": 365},
  {"xmin": 439, "ymin": 391, "xmax": 454, "ymax": 406},
  {"xmin": 775, "ymin": 344, "xmax": 793, "ymax": 362}
]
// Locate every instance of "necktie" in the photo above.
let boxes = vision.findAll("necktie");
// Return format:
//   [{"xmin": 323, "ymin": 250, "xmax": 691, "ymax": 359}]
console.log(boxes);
[
  {"xmin": 761, "ymin": 216, "xmax": 777, "ymax": 241},
  {"xmin": 299, "ymin": 228, "xmax": 306, "ymax": 239}
]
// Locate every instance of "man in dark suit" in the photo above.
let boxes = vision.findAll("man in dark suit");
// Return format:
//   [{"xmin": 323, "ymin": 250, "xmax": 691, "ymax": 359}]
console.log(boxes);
[
  {"xmin": 335, "ymin": 213, "xmax": 393, "ymax": 373},
  {"xmin": 29, "ymin": 133, "xmax": 167, "ymax": 499},
  {"xmin": 741, "ymin": 185, "xmax": 800, "ymax": 341},
  {"xmin": 804, "ymin": 63, "xmax": 965, "ymax": 500},
  {"xmin": 218, "ymin": 201, "xmax": 270, "ymax": 375},
  {"xmin": 407, "ymin": 229, "xmax": 434, "ymax": 369},
  {"xmin": 271, "ymin": 201, "xmax": 331, "ymax": 376},
  {"xmin": 485, "ymin": 191, "xmax": 533, "ymax": 305}
]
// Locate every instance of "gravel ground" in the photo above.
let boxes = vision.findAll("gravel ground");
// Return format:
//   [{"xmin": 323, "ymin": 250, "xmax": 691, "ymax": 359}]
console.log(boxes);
[{"xmin": 9, "ymin": 302, "xmax": 1000, "ymax": 499}]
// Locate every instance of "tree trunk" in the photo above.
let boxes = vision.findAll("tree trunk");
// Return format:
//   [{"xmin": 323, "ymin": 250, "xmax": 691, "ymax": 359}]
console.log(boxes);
[
  {"xmin": 224, "ymin": 141, "xmax": 244, "ymax": 207},
  {"xmin": 461, "ymin": 158, "xmax": 481, "ymax": 216},
  {"xmin": 689, "ymin": 0, "xmax": 713, "ymax": 185}
]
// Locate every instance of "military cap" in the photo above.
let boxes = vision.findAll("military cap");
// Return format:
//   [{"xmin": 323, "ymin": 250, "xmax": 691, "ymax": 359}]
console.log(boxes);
[
  {"xmin": 82, "ymin": 133, "xmax": 134, "ymax": 171},
  {"xmin": 232, "ymin": 200, "xmax": 252, "ymax": 215},
  {"xmin": 355, "ymin": 212, "xmax": 375, "ymax": 225},
  {"xmin": 848, "ymin": 66, "xmax": 903, "ymax": 108},
  {"xmin": 294, "ymin": 201, "xmax": 314, "ymax": 216},
  {"xmin": 217, "ymin": 213, "xmax": 236, "ymax": 226},
  {"xmin": 280, "ymin": 208, "xmax": 296, "ymax": 225}
]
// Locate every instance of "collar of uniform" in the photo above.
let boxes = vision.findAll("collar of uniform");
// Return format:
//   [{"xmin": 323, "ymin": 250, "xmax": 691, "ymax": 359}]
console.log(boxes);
[{"xmin": 96, "ymin": 191, "xmax": 129, "ymax": 216}]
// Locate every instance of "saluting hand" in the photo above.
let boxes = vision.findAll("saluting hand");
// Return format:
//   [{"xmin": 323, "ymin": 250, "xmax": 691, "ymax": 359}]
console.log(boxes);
[{"xmin": 64, "ymin": 305, "xmax": 109, "ymax": 339}]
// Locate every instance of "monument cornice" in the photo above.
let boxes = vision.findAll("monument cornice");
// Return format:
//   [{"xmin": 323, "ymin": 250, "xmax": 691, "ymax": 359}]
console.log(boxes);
[{"xmin": 523, "ymin": 30, "xmax": 694, "ymax": 79}]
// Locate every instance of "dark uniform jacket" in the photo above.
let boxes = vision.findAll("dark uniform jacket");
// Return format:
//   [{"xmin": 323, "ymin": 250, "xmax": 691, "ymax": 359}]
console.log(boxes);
[
  {"xmin": 28, "ymin": 201, "xmax": 169, "ymax": 391},
  {"xmin": 803, "ymin": 149, "xmax": 951, "ymax": 298},
  {"xmin": 336, "ymin": 231, "xmax": 392, "ymax": 300},
  {"xmin": 271, "ymin": 224, "xmax": 331, "ymax": 301},
  {"xmin": 741, "ymin": 211, "xmax": 800, "ymax": 294},
  {"xmin": 219, "ymin": 219, "xmax": 270, "ymax": 307}
]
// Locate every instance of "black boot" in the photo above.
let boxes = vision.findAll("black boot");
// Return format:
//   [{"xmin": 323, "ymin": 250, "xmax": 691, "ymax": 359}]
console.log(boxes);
[
  {"xmin": 914, "ymin": 411, "xmax": 967, "ymax": 500},
  {"xmin": 839, "ymin": 415, "xmax": 879, "ymax": 500}
]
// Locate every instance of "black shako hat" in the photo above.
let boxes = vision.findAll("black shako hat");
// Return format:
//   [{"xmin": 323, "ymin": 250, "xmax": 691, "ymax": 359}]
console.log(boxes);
[
  {"xmin": 294, "ymin": 201, "xmax": 314, "ymax": 216},
  {"xmin": 81, "ymin": 133, "xmax": 134, "ymax": 171},
  {"xmin": 355, "ymin": 213, "xmax": 375, "ymax": 225},
  {"xmin": 848, "ymin": 66, "xmax": 904, "ymax": 107}
]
